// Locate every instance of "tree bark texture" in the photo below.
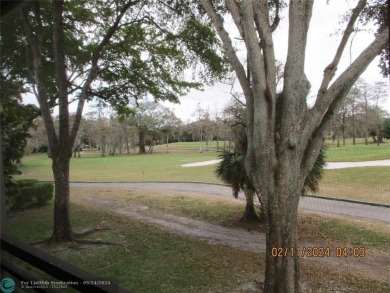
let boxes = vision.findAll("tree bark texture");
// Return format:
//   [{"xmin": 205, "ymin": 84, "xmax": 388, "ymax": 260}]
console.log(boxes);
[
  {"xmin": 200, "ymin": 0, "xmax": 388, "ymax": 291},
  {"xmin": 52, "ymin": 154, "xmax": 73, "ymax": 241}
]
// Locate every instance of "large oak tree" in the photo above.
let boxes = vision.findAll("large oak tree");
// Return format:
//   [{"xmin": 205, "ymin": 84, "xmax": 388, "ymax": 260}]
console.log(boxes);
[{"xmin": 199, "ymin": 0, "xmax": 388, "ymax": 291}]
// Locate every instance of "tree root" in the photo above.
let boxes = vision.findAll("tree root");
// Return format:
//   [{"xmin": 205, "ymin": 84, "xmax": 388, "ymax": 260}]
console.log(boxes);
[
  {"xmin": 74, "ymin": 238, "xmax": 130, "ymax": 252},
  {"xmin": 29, "ymin": 223, "xmax": 129, "ymax": 251},
  {"xmin": 73, "ymin": 226, "xmax": 111, "ymax": 237}
]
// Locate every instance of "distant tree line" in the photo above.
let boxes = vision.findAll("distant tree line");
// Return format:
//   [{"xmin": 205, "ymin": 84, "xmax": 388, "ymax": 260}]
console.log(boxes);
[
  {"xmin": 328, "ymin": 79, "xmax": 389, "ymax": 146},
  {"xmin": 25, "ymin": 79, "xmax": 389, "ymax": 159}
]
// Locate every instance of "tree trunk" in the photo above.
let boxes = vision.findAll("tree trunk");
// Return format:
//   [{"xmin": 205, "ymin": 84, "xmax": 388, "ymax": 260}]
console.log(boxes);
[
  {"xmin": 51, "ymin": 154, "xmax": 74, "ymax": 242},
  {"xmin": 139, "ymin": 131, "xmax": 146, "ymax": 154},
  {"xmin": 240, "ymin": 189, "xmax": 259, "ymax": 222},
  {"xmin": 264, "ymin": 193, "xmax": 300, "ymax": 292},
  {"xmin": 199, "ymin": 130, "xmax": 203, "ymax": 153},
  {"xmin": 364, "ymin": 98, "xmax": 369, "ymax": 145},
  {"xmin": 100, "ymin": 137, "xmax": 106, "ymax": 157},
  {"xmin": 126, "ymin": 140, "xmax": 130, "ymax": 154},
  {"xmin": 352, "ymin": 100, "xmax": 356, "ymax": 145},
  {"xmin": 260, "ymin": 158, "xmax": 302, "ymax": 292},
  {"xmin": 342, "ymin": 112, "xmax": 346, "ymax": 146}
]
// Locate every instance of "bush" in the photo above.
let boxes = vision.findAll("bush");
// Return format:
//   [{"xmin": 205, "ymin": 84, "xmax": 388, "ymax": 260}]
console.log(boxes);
[
  {"xmin": 34, "ymin": 183, "xmax": 54, "ymax": 205},
  {"xmin": 17, "ymin": 179, "xmax": 39, "ymax": 188},
  {"xmin": 37, "ymin": 145, "xmax": 48, "ymax": 153},
  {"xmin": 10, "ymin": 180, "xmax": 53, "ymax": 210}
]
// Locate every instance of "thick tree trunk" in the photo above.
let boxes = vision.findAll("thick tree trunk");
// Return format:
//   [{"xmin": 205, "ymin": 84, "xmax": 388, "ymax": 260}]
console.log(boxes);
[
  {"xmin": 264, "ymin": 196, "xmax": 300, "ymax": 292},
  {"xmin": 51, "ymin": 154, "xmax": 74, "ymax": 242},
  {"xmin": 261, "ymin": 164, "xmax": 302, "ymax": 292}
]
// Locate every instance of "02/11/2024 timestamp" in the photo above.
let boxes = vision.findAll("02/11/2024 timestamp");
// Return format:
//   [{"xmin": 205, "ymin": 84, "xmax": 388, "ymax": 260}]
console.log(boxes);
[{"xmin": 271, "ymin": 247, "xmax": 366, "ymax": 257}]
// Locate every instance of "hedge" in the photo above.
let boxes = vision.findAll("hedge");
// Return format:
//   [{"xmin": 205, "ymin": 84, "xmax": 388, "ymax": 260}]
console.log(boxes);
[{"xmin": 11, "ymin": 180, "xmax": 53, "ymax": 210}]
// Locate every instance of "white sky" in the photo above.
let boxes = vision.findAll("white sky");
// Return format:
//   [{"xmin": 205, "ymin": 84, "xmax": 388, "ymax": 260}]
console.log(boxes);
[
  {"xmin": 161, "ymin": 1, "xmax": 390, "ymax": 122},
  {"xmin": 23, "ymin": 1, "xmax": 389, "ymax": 121}
]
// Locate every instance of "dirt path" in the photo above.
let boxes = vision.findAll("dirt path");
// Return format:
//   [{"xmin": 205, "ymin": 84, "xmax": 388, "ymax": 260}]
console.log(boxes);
[
  {"xmin": 75, "ymin": 195, "xmax": 266, "ymax": 252},
  {"xmin": 72, "ymin": 190, "xmax": 390, "ymax": 284}
]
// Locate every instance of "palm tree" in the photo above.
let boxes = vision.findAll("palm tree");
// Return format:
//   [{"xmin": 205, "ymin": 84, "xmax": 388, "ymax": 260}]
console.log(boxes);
[
  {"xmin": 216, "ymin": 145, "xmax": 326, "ymax": 222},
  {"xmin": 216, "ymin": 150, "xmax": 259, "ymax": 221},
  {"xmin": 302, "ymin": 145, "xmax": 326, "ymax": 194},
  {"xmin": 218, "ymin": 97, "xmax": 326, "ymax": 222}
]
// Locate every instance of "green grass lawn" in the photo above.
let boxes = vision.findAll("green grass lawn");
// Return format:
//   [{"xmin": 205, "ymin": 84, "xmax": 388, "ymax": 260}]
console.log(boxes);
[
  {"xmin": 19, "ymin": 148, "xmax": 220, "ymax": 183},
  {"xmin": 315, "ymin": 167, "xmax": 390, "ymax": 204},
  {"xmin": 7, "ymin": 202, "xmax": 264, "ymax": 293},
  {"xmin": 7, "ymin": 194, "xmax": 390, "ymax": 292},
  {"xmin": 18, "ymin": 141, "xmax": 390, "ymax": 204},
  {"xmin": 324, "ymin": 142, "xmax": 390, "ymax": 162}
]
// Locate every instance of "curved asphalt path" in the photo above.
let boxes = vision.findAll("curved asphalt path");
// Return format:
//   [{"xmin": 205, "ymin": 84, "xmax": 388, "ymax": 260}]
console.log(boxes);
[{"xmin": 70, "ymin": 182, "xmax": 390, "ymax": 224}]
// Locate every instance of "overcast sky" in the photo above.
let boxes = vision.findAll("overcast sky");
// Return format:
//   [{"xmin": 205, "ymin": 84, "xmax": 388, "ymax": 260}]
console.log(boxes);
[
  {"xmin": 23, "ymin": 1, "xmax": 389, "ymax": 121},
  {"xmin": 161, "ymin": 1, "xmax": 390, "ymax": 122}
]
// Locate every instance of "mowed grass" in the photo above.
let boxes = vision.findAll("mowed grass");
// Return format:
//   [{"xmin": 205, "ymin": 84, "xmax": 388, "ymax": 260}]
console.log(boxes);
[
  {"xmin": 18, "ymin": 141, "xmax": 390, "ymax": 204},
  {"xmin": 315, "ymin": 167, "xmax": 390, "ymax": 204},
  {"xmin": 71, "ymin": 188, "xmax": 245, "ymax": 226},
  {"xmin": 7, "ymin": 202, "xmax": 264, "ymax": 293},
  {"xmin": 325, "ymin": 140, "xmax": 390, "ymax": 162},
  {"xmin": 7, "ymin": 191, "xmax": 390, "ymax": 292},
  {"xmin": 19, "ymin": 148, "xmax": 220, "ymax": 183}
]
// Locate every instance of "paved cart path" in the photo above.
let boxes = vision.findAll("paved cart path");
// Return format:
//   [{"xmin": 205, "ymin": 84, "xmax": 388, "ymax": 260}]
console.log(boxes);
[
  {"xmin": 181, "ymin": 159, "xmax": 390, "ymax": 168},
  {"xmin": 70, "ymin": 182, "xmax": 390, "ymax": 223}
]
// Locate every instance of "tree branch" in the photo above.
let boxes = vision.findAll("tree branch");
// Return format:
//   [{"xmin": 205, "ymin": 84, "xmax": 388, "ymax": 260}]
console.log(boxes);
[
  {"xmin": 280, "ymin": 0, "xmax": 313, "ymax": 146},
  {"xmin": 283, "ymin": 0, "xmax": 313, "ymax": 97},
  {"xmin": 253, "ymin": 1, "xmax": 277, "ymax": 110},
  {"xmin": 301, "ymin": 27, "xmax": 389, "ymax": 178},
  {"xmin": 225, "ymin": 0, "xmax": 244, "ymax": 39},
  {"xmin": 70, "ymin": 0, "xmax": 140, "ymax": 145},
  {"xmin": 52, "ymin": 0, "xmax": 71, "ymax": 156},
  {"xmin": 199, "ymin": 0, "xmax": 251, "ymax": 101},
  {"xmin": 270, "ymin": 0, "xmax": 280, "ymax": 32},
  {"xmin": 21, "ymin": 2, "xmax": 58, "ymax": 148},
  {"xmin": 318, "ymin": 0, "xmax": 367, "ymax": 94}
]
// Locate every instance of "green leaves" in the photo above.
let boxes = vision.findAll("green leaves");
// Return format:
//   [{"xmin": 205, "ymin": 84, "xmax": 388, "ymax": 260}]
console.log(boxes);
[
  {"xmin": 1, "ymin": 77, "xmax": 39, "ymax": 202},
  {"xmin": 359, "ymin": 0, "xmax": 389, "ymax": 77},
  {"xmin": 215, "ymin": 150, "xmax": 252, "ymax": 198},
  {"xmin": 2, "ymin": 0, "xmax": 229, "ymax": 131},
  {"xmin": 178, "ymin": 16, "xmax": 229, "ymax": 81}
]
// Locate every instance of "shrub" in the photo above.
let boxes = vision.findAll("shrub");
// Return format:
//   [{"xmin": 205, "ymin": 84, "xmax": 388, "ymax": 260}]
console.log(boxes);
[
  {"xmin": 11, "ymin": 180, "xmax": 53, "ymax": 210},
  {"xmin": 34, "ymin": 183, "xmax": 54, "ymax": 205},
  {"xmin": 17, "ymin": 179, "xmax": 39, "ymax": 188}
]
